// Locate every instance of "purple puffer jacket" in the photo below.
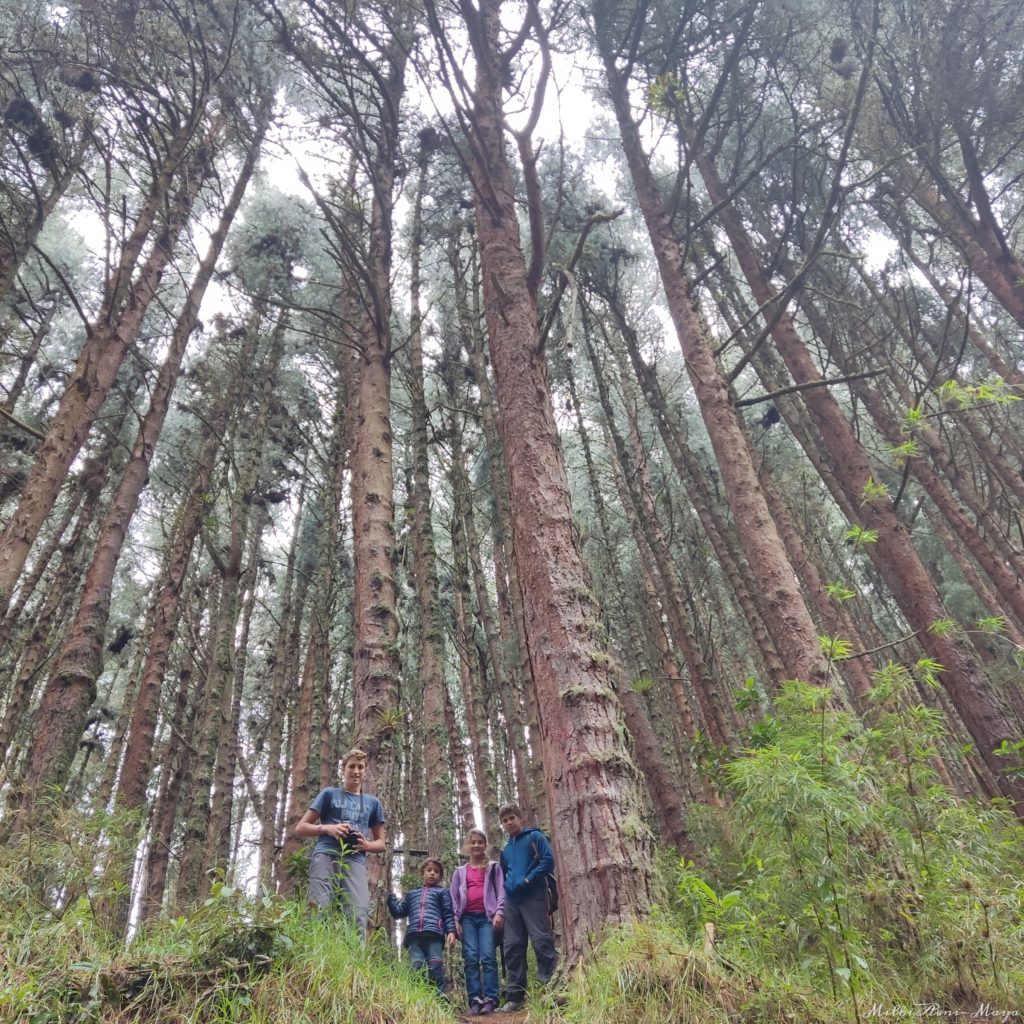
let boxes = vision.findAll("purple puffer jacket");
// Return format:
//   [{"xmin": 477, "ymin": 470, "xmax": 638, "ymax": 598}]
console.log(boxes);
[{"xmin": 450, "ymin": 861, "xmax": 505, "ymax": 921}]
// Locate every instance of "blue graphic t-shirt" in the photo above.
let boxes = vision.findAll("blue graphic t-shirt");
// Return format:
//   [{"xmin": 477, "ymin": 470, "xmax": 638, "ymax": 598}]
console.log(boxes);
[{"xmin": 310, "ymin": 787, "xmax": 385, "ymax": 861}]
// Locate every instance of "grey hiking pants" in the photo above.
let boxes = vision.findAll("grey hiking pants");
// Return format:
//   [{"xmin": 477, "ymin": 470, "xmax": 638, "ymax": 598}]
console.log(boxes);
[
  {"xmin": 502, "ymin": 887, "xmax": 558, "ymax": 1001},
  {"xmin": 308, "ymin": 852, "xmax": 369, "ymax": 936}
]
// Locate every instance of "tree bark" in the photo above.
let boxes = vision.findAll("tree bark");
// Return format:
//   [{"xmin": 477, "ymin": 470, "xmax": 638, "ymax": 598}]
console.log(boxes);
[
  {"xmin": 442, "ymin": 0, "xmax": 655, "ymax": 953},
  {"xmin": 0, "ymin": 119, "xmax": 210, "ymax": 612},
  {"xmin": 689, "ymin": 138, "xmax": 1024, "ymax": 812},
  {"xmin": 406, "ymin": 144, "xmax": 453, "ymax": 856},
  {"xmin": 175, "ymin": 315, "xmax": 283, "ymax": 905},
  {"xmin": 13, "ymin": 123, "xmax": 265, "ymax": 823},
  {"xmin": 595, "ymin": 23, "xmax": 828, "ymax": 689},
  {"xmin": 593, "ymin": 286, "xmax": 790, "ymax": 692}
]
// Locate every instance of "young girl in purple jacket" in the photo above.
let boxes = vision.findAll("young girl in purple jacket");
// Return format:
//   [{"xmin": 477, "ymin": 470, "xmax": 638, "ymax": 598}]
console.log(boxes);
[{"xmin": 450, "ymin": 828, "xmax": 504, "ymax": 1015}]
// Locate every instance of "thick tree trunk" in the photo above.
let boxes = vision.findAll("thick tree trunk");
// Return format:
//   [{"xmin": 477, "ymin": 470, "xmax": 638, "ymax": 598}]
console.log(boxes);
[
  {"xmin": 451, "ymin": 239, "xmax": 541, "ymax": 821},
  {"xmin": 564, "ymin": 356, "xmax": 707, "ymax": 823},
  {"xmin": 690, "ymin": 141, "xmax": 1024, "ymax": 812},
  {"xmin": 346, "ymin": 148, "xmax": 402, "ymax": 812},
  {"xmin": 453, "ymin": 0, "xmax": 654, "ymax": 954}
]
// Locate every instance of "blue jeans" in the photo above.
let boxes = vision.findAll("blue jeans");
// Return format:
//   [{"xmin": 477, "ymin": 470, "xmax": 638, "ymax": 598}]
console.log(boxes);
[
  {"xmin": 460, "ymin": 911, "xmax": 499, "ymax": 1004},
  {"xmin": 408, "ymin": 934, "xmax": 447, "ymax": 995}
]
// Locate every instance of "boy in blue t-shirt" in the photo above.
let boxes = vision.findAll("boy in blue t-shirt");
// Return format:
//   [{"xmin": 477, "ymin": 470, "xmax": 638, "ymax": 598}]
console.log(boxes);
[{"xmin": 297, "ymin": 748, "xmax": 386, "ymax": 935}]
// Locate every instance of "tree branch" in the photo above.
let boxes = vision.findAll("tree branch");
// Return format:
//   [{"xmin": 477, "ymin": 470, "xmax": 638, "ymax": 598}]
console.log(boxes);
[
  {"xmin": 734, "ymin": 369, "xmax": 884, "ymax": 408},
  {"xmin": 536, "ymin": 208, "xmax": 624, "ymax": 353},
  {"xmin": 0, "ymin": 406, "xmax": 45, "ymax": 440}
]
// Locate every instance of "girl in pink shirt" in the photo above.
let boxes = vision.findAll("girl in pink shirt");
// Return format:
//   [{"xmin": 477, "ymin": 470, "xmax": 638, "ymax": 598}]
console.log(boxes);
[{"xmin": 450, "ymin": 829, "xmax": 504, "ymax": 1014}]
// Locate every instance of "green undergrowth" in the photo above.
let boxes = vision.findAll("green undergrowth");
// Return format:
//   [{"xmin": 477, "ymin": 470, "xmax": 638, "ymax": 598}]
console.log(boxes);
[
  {"xmin": 662, "ymin": 679, "xmax": 1024, "ymax": 1020},
  {"xmin": 0, "ymin": 887, "xmax": 455, "ymax": 1023},
  {"xmin": 4, "ymin": 679, "xmax": 1024, "ymax": 1023}
]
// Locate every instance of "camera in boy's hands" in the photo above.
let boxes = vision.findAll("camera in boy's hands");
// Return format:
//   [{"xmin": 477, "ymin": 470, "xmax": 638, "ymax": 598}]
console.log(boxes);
[{"xmin": 339, "ymin": 822, "xmax": 364, "ymax": 851}]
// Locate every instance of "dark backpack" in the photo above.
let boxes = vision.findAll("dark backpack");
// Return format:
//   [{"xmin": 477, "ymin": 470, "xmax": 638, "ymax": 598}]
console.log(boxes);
[{"xmin": 530, "ymin": 838, "xmax": 559, "ymax": 913}]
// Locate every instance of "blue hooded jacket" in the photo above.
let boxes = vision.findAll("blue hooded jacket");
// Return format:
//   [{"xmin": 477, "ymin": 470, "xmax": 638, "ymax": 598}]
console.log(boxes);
[{"xmin": 499, "ymin": 826, "xmax": 554, "ymax": 904}]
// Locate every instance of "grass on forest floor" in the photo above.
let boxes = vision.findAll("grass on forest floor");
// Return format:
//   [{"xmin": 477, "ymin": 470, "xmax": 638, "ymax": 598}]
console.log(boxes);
[
  {"xmin": 1, "ymin": 903, "xmax": 454, "ymax": 1023},
  {"xmin": 11, "ymin": 902, "xmax": 1017, "ymax": 1024},
  {"xmin": 6, "ymin": 684, "xmax": 1024, "ymax": 1024},
  {"xmin": 4, "ymin": 895, "xmax": 1024, "ymax": 1024}
]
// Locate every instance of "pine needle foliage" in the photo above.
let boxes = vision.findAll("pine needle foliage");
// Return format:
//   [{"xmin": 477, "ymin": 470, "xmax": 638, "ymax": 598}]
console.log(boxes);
[{"xmin": 677, "ymin": 679, "xmax": 1024, "ymax": 1017}]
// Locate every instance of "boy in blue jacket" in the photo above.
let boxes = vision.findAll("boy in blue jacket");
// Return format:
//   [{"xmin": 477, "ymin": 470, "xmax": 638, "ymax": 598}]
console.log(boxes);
[
  {"xmin": 388, "ymin": 858, "xmax": 457, "ymax": 996},
  {"xmin": 493, "ymin": 805, "xmax": 558, "ymax": 1012}
]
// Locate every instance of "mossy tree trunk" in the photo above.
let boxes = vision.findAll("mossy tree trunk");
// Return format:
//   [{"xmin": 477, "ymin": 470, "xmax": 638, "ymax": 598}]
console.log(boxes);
[{"xmin": 430, "ymin": 0, "xmax": 654, "ymax": 955}]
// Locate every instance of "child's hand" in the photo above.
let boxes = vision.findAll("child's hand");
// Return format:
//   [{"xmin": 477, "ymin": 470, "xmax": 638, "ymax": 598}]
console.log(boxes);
[{"xmin": 446, "ymin": 932, "xmax": 457, "ymax": 948}]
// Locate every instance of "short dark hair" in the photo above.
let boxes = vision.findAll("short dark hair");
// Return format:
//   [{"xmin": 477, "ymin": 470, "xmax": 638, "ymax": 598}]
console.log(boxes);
[
  {"xmin": 498, "ymin": 804, "xmax": 523, "ymax": 820},
  {"xmin": 421, "ymin": 857, "xmax": 444, "ymax": 879}
]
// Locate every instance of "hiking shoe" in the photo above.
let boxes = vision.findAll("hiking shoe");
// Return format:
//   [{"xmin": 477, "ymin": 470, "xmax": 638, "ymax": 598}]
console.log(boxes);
[
  {"xmin": 480, "ymin": 999, "xmax": 496, "ymax": 1014},
  {"xmin": 497, "ymin": 1001, "xmax": 524, "ymax": 1013},
  {"xmin": 468, "ymin": 1000, "xmax": 482, "ymax": 1015}
]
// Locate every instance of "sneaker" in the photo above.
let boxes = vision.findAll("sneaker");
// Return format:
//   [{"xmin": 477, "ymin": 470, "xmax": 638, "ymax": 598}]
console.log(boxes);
[
  {"xmin": 468, "ymin": 1000, "xmax": 482, "ymax": 1016},
  {"xmin": 497, "ymin": 1001, "xmax": 524, "ymax": 1013},
  {"xmin": 480, "ymin": 1000, "xmax": 496, "ymax": 1014}
]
